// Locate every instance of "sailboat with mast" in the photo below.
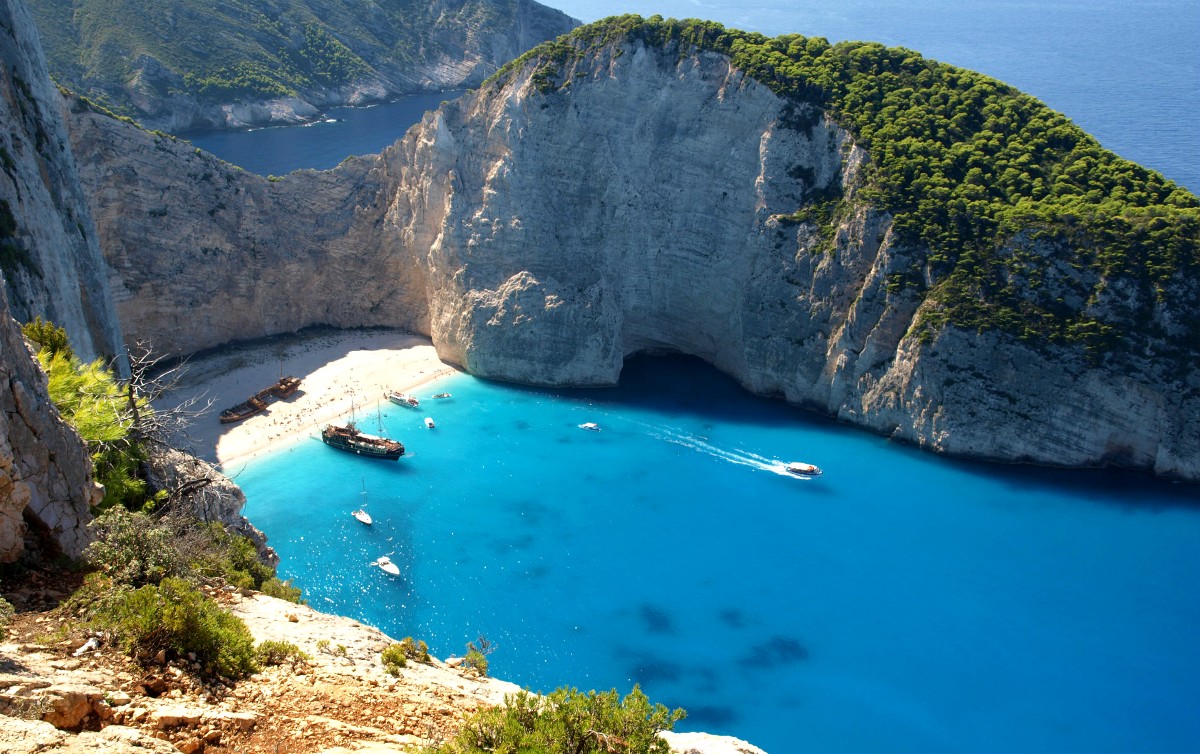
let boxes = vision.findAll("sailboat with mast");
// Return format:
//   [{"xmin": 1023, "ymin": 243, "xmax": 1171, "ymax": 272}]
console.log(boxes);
[
  {"xmin": 322, "ymin": 394, "xmax": 405, "ymax": 461},
  {"xmin": 351, "ymin": 478, "xmax": 372, "ymax": 525}
]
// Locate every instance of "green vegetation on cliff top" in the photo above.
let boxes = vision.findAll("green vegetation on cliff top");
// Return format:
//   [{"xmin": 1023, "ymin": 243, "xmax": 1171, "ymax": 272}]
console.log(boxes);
[
  {"xmin": 28, "ymin": 0, "xmax": 556, "ymax": 111},
  {"xmin": 494, "ymin": 16, "xmax": 1200, "ymax": 362}
]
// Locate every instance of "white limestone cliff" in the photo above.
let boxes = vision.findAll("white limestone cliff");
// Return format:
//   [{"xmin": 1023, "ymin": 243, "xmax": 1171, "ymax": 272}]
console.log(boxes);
[{"xmin": 64, "ymin": 36, "xmax": 1200, "ymax": 480}]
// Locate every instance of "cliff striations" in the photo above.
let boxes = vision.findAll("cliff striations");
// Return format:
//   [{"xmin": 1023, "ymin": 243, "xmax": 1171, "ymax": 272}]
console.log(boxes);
[
  {"xmin": 68, "ymin": 27, "xmax": 1200, "ymax": 481},
  {"xmin": 0, "ymin": 0, "xmax": 125, "ymax": 368}
]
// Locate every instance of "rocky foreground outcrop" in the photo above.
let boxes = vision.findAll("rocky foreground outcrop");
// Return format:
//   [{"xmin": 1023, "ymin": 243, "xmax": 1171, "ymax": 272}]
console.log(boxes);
[
  {"xmin": 0, "ymin": 581, "xmax": 765, "ymax": 754},
  {"xmin": 67, "ymin": 30, "xmax": 1200, "ymax": 480}
]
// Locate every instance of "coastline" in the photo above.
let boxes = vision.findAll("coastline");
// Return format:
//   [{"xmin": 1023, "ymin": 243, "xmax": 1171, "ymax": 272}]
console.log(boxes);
[{"xmin": 160, "ymin": 328, "xmax": 459, "ymax": 470}]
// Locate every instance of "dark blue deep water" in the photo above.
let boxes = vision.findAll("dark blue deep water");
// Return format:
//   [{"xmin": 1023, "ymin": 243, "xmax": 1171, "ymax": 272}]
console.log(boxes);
[
  {"xmin": 239, "ymin": 357, "xmax": 1200, "ymax": 754},
  {"xmin": 225, "ymin": 2, "xmax": 1200, "ymax": 752},
  {"xmin": 183, "ymin": 90, "xmax": 463, "ymax": 176}
]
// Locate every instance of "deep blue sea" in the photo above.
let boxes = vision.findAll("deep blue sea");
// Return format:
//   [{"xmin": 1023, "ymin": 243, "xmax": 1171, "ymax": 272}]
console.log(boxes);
[
  {"xmin": 222, "ymin": 2, "xmax": 1200, "ymax": 752},
  {"xmin": 239, "ymin": 357, "xmax": 1200, "ymax": 754},
  {"xmin": 184, "ymin": 90, "xmax": 463, "ymax": 176}
]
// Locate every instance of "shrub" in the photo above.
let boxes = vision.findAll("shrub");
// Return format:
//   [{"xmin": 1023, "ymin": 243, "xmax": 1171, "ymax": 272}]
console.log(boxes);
[
  {"xmin": 0, "ymin": 597, "xmax": 14, "ymax": 639},
  {"xmin": 431, "ymin": 686, "xmax": 685, "ymax": 754},
  {"xmin": 256, "ymin": 639, "xmax": 308, "ymax": 667},
  {"xmin": 187, "ymin": 523, "xmax": 274, "ymax": 589},
  {"xmin": 95, "ymin": 576, "xmax": 258, "ymax": 679},
  {"xmin": 381, "ymin": 643, "xmax": 407, "ymax": 675},
  {"xmin": 85, "ymin": 506, "xmax": 184, "ymax": 587},
  {"xmin": 399, "ymin": 636, "xmax": 431, "ymax": 663},
  {"xmin": 462, "ymin": 635, "xmax": 494, "ymax": 677},
  {"xmin": 259, "ymin": 576, "xmax": 303, "ymax": 604}
]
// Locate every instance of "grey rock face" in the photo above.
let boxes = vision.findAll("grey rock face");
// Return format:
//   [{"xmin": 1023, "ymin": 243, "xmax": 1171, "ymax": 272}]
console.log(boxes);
[
  {"xmin": 0, "ymin": 283, "xmax": 99, "ymax": 563},
  {"xmin": 0, "ymin": 0, "xmax": 125, "ymax": 370}
]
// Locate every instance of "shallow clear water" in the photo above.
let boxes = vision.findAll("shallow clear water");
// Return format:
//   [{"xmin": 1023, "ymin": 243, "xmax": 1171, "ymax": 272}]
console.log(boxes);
[{"xmin": 239, "ymin": 356, "xmax": 1200, "ymax": 754}]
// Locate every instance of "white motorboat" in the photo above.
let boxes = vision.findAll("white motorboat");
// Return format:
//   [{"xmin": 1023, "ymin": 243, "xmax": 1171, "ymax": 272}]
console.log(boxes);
[
  {"xmin": 431, "ymin": 392, "xmax": 452, "ymax": 399},
  {"xmin": 785, "ymin": 462, "xmax": 823, "ymax": 477},
  {"xmin": 579, "ymin": 422, "xmax": 600, "ymax": 431},
  {"xmin": 424, "ymin": 417, "xmax": 435, "ymax": 429},
  {"xmin": 386, "ymin": 390, "xmax": 420, "ymax": 408},
  {"xmin": 372, "ymin": 556, "xmax": 400, "ymax": 576}
]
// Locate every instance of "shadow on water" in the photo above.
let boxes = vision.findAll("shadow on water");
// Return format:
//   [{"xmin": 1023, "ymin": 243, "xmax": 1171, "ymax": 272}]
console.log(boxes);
[
  {"xmin": 474, "ymin": 352, "xmax": 1200, "ymax": 513},
  {"xmin": 638, "ymin": 604, "xmax": 676, "ymax": 635},
  {"xmin": 739, "ymin": 635, "xmax": 810, "ymax": 668}
]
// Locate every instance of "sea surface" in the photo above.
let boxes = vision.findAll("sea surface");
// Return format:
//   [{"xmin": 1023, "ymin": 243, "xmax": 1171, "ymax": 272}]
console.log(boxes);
[
  {"xmin": 222, "ymin": 2, "xmax": 1200, "ymax": 752},
  {"xmin": 239, "ymin": 356, "xmax": 1200, "ymax": 754},
  {"xmin": 183, "ymin": 0, "xmax": 1199, "ymax": 193},
  {"xmin": 183, "ymin": 90, "xmax": 462, "ymax": 176}
]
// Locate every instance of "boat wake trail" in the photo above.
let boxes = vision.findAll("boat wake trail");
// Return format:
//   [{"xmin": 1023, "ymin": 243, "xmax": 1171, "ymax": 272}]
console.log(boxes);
[{"xmin": 647, "ymin": 426, "xmax": 804, "ymax": 478}]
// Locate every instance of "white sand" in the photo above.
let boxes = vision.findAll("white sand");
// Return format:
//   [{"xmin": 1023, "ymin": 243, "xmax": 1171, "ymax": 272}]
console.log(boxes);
[{"xmin": 161, "ymin": 328, "xmax": 458, "ymax": 470}]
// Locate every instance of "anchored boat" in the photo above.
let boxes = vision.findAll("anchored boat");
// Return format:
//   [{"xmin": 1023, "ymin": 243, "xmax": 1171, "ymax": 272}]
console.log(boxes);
[
  {"xmin": 386, "ymin": 390, "xmax": 420, "ymax": 408},
  {"xmin": 372, "ymin": 556, "xmax": 400, "ymax": 576},
  {"xmin": 218, "ymin": 375, "xmax": 302, "ymax": 423},
  {"xmin": 321, "ymin": 422, "xmax": 404, "ymax": 461}
]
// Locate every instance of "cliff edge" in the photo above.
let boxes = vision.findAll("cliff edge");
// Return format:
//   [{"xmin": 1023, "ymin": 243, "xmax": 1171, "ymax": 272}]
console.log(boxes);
[{"xmin": 68, "ymin": 21, "xmax": 1199, "ymax": 479}]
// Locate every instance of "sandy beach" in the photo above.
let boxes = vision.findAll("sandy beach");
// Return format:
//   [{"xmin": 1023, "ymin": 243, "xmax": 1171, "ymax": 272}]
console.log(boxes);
[{"xmin": 161, "ymin": 328, "xmax": 459, "ymax": 470}]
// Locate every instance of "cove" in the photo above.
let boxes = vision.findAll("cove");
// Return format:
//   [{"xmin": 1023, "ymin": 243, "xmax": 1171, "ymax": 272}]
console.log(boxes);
[
  {"xmin": 182, "ymin": 90, "xmax": 464, "ymax": 176},
  {"xmin": 237, "ymin": 354, "xmax": 1200, "ymax": 754}
]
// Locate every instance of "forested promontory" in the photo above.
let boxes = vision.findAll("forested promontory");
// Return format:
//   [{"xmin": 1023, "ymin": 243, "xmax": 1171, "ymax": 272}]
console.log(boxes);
[
  {"xmin": 494, "ymin": 16, "xmax": 1199, "ymax": 365},
  {"xmin": 27, "ymin": 0, "xmax": 577, "ymax": 130}
]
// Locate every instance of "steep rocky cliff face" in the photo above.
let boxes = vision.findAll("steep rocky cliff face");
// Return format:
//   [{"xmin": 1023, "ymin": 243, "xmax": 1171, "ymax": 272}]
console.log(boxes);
[
  {"xmin": 0, "ymin": 0, "xmax": 124, "ymax": 368},
  {"xmin": 68, "ymin": 35, "xmax": 1199, "ymax": 480},
  {"xmin": 0, "ymin": 282, "xmax": 99, "ymax": 563},
  {"xmin": 386, "ymin": 40, "xmax": 1200, "ymax": 479},
  {"xmin": 30, "ymin": 0, "xmax": 576, "ymax": 132},
  {"xmin": 67, "ymin": 103, "xmax": 429, "ymax": 354}
]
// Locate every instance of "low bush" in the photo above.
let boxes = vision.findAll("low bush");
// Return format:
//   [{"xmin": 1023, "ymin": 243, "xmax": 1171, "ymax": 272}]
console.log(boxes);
[
  {"xmin": 84, "ymin": 507, "xmax": 184, "ymax": 587},
  {"xmin": 95, "ymin": 576, "xmax": 258, "ymax": 679},
  {"xmin": 430, "ymin": 685, "xmax": 685, "ymax": 754},
  {"xmin": 381, "ymin": 643, "xmax": 407, "ymax": 675},
  {"xmin": 256, "ymin": 639, "xmax": 308, "ymax": 667},
  {"xmin": 399, "ymin": 636, "xmax": 431, "ymax": 663},
  {"xmin": 0, "ymin": 597, "xmax": 14, "ymax": 639}
]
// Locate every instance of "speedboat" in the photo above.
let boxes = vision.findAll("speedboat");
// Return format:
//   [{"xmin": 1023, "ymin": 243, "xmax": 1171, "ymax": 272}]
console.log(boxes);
[
  {"xmin": 785, "ymin": 462, "xmax": 822, "ymax": 477},
  {"xmin": 579, "ymin": 422, "xmax": 600, "ymax": 431},
  {"xmin": 386, "ymin": 390, "xmax": 420, "ymax": 408},
  {"xmin": 431, "ymin": 392, "xmax": 452, "ymax": 399},
  {"xmin": 424, "ymin": 417, "xmax": 435, "ymax": 429},
  {"xmin": 372, "ymin": 556, "xmax": 400, "ymax": 576},
  {"xmin": 352, "ymin": 508, "xmax": 373, "ymax": 525}
]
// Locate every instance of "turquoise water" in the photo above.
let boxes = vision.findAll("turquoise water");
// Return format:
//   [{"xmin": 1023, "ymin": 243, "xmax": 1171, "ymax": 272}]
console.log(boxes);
[{"xmin": 239, "ymin": 356, "xmax": 1200, "ymax": 753}]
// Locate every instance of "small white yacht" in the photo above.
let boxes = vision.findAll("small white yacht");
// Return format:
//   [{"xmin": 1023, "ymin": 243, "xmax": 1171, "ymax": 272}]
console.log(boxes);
[
  {"xmin": 372, "ymin": 556, "xmax": 400, "ymax": 576},
  {"xmin": 424, "ymin": 417, "xmax": 436, "ymax": 429},
  {"xmin": 352, "ymin": 508, "xmax": 373, "ymax": 525},
  {"xmin": 579, "ymin": 422, "xmax": 600, "ymax": 431}
]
